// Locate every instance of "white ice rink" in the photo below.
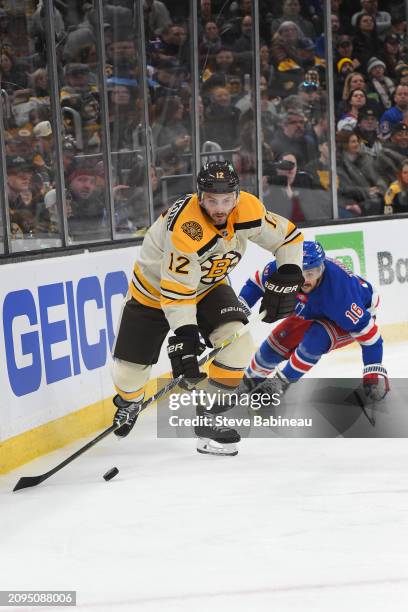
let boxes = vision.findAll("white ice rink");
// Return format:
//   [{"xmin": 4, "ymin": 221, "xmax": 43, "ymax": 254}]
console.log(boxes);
[{"xmin": 1, "ymin": 341, "xmax": 408, "ymax": 612}]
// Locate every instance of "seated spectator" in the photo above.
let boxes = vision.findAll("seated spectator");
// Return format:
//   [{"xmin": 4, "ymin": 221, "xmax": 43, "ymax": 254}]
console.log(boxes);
[
  {"xmin": 375, "ymin": 122, "xmax": 408, "ymax": 191},
  {"xmin": 355, "ymin": 106, "xmax": 382, "ymax": 158},
  {"xmin": 274, "ymin": 21, "xmax": 314, "ymax": 70},
  {"xmin": 380, "ymin": 84, "xmax": 408, "ymax": 139},
  {"xmin": 6, "ymin": 155, "xmax": 52, "ymax": 236},
  {"xmin": 381, "ymin": 33, "xmax": 405, "ymax": 79},
  {"xmin": 336, "ymin": 129, "xmax": 383, "ymax": 217},
  {"xmin": 203, "ymin": 85, "xmax": 241, "ymax": 151},
  {"xmin": 352, "ymin": 13, "xmax": 382, "ymax": 74},
  {"xmin": 259, "ymin": 44, "xmax": 275, "ymax": 85},
  {"xmin": 0, "ymin": 48, "xmax": 29, "ymax": 98},
  {"xmin": 384, "ymin": 158, "xmax": 408, "ymax": 214},
  {"xmin": 270, "ymin": 108, "xmax": 318, "ymax": 168},
  {"xmin": 351, "ymin": 0, "xmax": 391, "ymax": 38},
  {"xmin": 338, "ymin": 72, "xmax": 380, "ymax": 119},
  {"xmin": 386, "ymin": 12, "xmax": 406, "ymax": 48},
  {"xmin": 305, "ymin": 138, "xmax": 332, "ymax": 191},
  {"xmin": 269, "ymin": 39, "xmax": 304, "ymax": 99},
  {"xmin": 32, "ymin": 120, "xmax": 54, "ymax": 180},
  {"xmin": 28, "ymin": 68, "xmax": 49, "ymax": 104},
  {"xmin": 199, "ymin": 21, "xmax": 223, "ymax": 70},
  {"xmin": 155, "ymin": 23, "xmax": 189, "ymax": 71},
  {"xmin": 366, "ymin": 57, "xmax": 395, "ymax": 114},
  {"xmin": 108, "ymin": 82, "xmax": 140, "ymax": 151},
  {"xmin": 271, "ymin": 0, "xmax": 316, "ymax": 39},
  {"xmin": 152, "ymin": 95, "xmax": 191, "ymax": 175},
  {"xmin": 153, "ymin": 59, "xmax": 188, "ymax": 99},
  {"xmin": 334, "ymin": 57, "xmax": 354, "ymax": 99},
  {"xmin": 198, "ymin": 0, "xmax": 223, "ymax": 38},
  {"xmin": 394, "ymin": 62, "xmax": 408, "ymax": 87},
  {"xmin": 337, "ymin": 88, "xmax": 368, "ymax": 131},
  {"xmin": 60, "ymin": 63, "xmax": 98, "ymax": 110},
  {"xmin": 334, "ymin": 34, "xmax": 360, "ymax": 69},
  {"xmin": 264, "ymin": 152, "xmax": 329, "ymax": 220},
  {"xmin": 65, "ymin": 161, "xmax": 108, "ymax": 241},
  {"xmin": 233, "ymin": 14, "xmax": 253, "ymax": 74}
]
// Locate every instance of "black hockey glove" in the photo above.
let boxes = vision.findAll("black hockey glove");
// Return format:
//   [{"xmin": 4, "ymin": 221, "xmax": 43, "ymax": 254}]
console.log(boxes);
[
  {"xmin": 167, "ymin": 325, "xmax": 207, "ymax": 390},
  {"xmin": 260, "ymin": 265, "xmax": 304, "ymax": 323}
]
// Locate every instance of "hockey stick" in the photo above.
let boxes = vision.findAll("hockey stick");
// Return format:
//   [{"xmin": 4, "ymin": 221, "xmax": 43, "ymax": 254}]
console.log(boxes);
[
  {"xmin": 13, "ymin": 311, "xmax": 266, "ymax": 491},
  {"xmin": 354, "ymin": 389, "xmax": 376, "ymax": 427}
]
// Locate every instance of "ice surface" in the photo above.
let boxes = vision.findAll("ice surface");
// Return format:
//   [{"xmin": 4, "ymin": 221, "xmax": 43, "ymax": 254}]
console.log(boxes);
[{"xmin": 1, "ymin": 342, "xmax": 408, "ymax": 611}]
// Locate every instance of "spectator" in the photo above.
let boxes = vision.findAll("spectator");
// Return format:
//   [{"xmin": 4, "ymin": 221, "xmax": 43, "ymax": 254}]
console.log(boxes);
[
  {"xmin": 352, "ymin": 13, "xmax": 381, "ymax": 74},
  {"xmin": 0, "ymin": 49, "xmax": 29, "ymax": 97},
  {"xmin": 203, "ymin": 85, "xmax": 241, "ymax": 151},
  {"xmin": 152, "ymin": 95, "xmax": 191, "ymax": 175},
  {"xmin": 6, "ymin": 155, "xmax": 51, "ymax": 235},
  {"xmin": 157, "ymin": 24, "xmax": 189, "ymax": 71},
  {"xmin": 264, "ymin": 152, "xmax": 328, "ymax": 220},
  {"xmin": 386, "ymin": 12, "xmax": 406, "ymax": 48},
  {"xmin": 259, "ymin": 44, "xmax": 275, "ymax": 85},
  {"xmin": 271, "ymin": 0, "xmax": 316, "ymax": 39},
  {"xmin": 269, "ymin": 39, "xmax": 304, "ymax": 99},
  {"xmin": 337, "ymin": 88, "xmax": 368, "ymax": 131},
  {"xmin": 380, "ymin": 84, "xmax": 408, "ymax": 138},
  {"xmin": 80, "ymin": 93, "xmax": 102, "ymax": 153},
  {"xmin": 28, "ymin": 68, "xmax": 49, "ymax": 104},
  {"xmin": 375, "ymin": 122, "xmax": 408, "ymax": 191},
  {"xmin": 394, "ymin": 62, "xmax": 408, "ymax": 86},
  {"xmin": 60, "ymin": 63, "xmax": 97, "ymax": 110},
  {"xmin": 199, "ymin": 21, "xmax": 223, "ymax": 70},
  {"xmin": 336, "ymin": 129, "xmax": 383, "ymax": 217},
  {"xmin": 334, "ymin": 57, "xmax": 354, "ymax": 99},
  {"xmin": 270, "ymin": 108, "xmax": 317, "ymax": 168},
  {"xmin": 32, "ymin": 120, "xmax": 54, "ymax": 178},
  {"xmin": 384, "ymin": 158, "xmax": 408, "ymax": 214},
  {"xmin": 233, "ymin": 15, "xmax": 253, "ymax": 74},
  {"xmin": 338, "ymin": 72, "xmax": 380, "ymax": 118},
  {"xmin": 355, "ymin": 106, "xmax": 382, "ymax": 158},
  {"xmin": 334, "ymin": 35, "xmax": 360, "ymax": 71},
  {"xmin": 65, "ymin": 162, "xmax": 108, "ymax": 241},
  {"xmin": 351, "ymin": 0, "xmax": 391, "ymax": 38},
  {"xmin": 366, "ymin": 57, "xmax": 395, "ymax": 114},
  {"xmin": 381, "ymin": 33, "xmax": 404, "ymax": 79},
  {"xmin": 108, "ymin": 82, "xmax": 139, "ymax": 151},
  {"xmin": 274, "ymin": 20, "xmax": 314, "ymax": 69},
  {"xmin": 198, "ymin": 0, "xmax": 221, "ymax": 38},
  {"xmin": 143, "ymin": 0, "xmax": 172, "ymax": 38}
]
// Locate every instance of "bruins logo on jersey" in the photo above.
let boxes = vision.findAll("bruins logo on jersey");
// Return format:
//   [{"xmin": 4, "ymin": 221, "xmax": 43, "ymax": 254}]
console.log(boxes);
[
  {"xmin": 181, "ymin": 221, "xmax": 203, "ymax": 241},
  {"xmin": 200, "ymin": 251, "xmax": 241, "ymax": 285}
]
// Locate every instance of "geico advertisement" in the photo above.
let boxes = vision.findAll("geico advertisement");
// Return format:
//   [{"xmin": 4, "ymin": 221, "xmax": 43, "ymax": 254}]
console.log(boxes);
[
  {"xmin": 0, "ymin": 219, "xmax": 406, "ymax": 439},
  {"xmin": 0, "ymin": 249, "xmax": 137, "ymax": 440}
]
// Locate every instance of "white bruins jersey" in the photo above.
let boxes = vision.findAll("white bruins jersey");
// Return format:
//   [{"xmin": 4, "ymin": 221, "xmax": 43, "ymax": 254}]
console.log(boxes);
[{"xmin": 130, "ymin": 191, "xmax": 303, "ymax": 331}]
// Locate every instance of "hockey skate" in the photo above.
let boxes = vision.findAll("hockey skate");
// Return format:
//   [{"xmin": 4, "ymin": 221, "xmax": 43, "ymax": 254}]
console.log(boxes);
[
  {"xmin": 113, "ymin": 394, "xmax": 141, "ymax": 438},
  {"xmin": 248, "ymin": 369, "xmax": 290, "ymax": 399},
  {"xmin": 195, "ymin": 406, "xmax": 240, "ymax": 456}
]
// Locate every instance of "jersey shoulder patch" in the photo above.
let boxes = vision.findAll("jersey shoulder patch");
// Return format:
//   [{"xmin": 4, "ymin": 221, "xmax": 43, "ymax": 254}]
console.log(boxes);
[{"xmin": 171, "ymin": 195, "xmax": 217, "ymax": 253}]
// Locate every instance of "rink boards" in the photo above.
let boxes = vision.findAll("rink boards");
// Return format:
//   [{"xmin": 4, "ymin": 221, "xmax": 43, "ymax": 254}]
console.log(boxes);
[{"xmin": 1, "ymin": 217, "xmax": 407, "ymax": 473}]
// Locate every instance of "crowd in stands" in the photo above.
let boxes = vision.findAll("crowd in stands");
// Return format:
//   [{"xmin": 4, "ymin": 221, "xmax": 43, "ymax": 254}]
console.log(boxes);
[{"xmin": 1, "ymin": 0, "xmax": 408, "ymax": 247}]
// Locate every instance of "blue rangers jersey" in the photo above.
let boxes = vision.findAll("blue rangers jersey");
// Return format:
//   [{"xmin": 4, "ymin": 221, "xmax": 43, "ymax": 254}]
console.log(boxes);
[{"xmin": 239, "ymin": 258, "xmax": 383, "ymax": 365}]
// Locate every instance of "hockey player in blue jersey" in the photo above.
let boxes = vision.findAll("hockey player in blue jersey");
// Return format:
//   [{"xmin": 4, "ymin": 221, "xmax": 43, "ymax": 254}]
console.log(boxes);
[{"xmin": 238, "ymin": 241, "xmax": 390, "ymax": 402}]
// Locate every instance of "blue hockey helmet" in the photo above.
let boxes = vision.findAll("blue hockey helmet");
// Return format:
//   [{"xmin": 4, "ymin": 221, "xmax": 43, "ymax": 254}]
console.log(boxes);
[{"xmin": 302, "ymin": 241, "xmax": 325, "ymax": 270}]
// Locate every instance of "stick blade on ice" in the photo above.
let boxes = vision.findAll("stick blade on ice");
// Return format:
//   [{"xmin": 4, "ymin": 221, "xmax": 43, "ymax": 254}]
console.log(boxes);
[{"xmin": 13, "ymin": 475, "xmax": 46, "ymax": 491}]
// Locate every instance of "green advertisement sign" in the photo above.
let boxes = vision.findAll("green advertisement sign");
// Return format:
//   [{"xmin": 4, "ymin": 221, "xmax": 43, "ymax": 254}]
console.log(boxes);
[{"xmin": 314, "ymin": 231, "xmax": 366, "ymax": 276}]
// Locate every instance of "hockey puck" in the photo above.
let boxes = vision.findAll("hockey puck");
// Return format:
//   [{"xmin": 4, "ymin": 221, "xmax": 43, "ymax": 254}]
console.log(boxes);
[{"xmin": 103, "ymin": 467, "xmax": 119, "ymax": 481}]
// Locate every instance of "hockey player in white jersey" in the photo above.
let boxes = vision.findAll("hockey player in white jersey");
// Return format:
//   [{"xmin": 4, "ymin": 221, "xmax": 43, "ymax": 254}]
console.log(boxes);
[{"xmin": 111, "ymin": 161, "xmax": 304, "ymax": 455}]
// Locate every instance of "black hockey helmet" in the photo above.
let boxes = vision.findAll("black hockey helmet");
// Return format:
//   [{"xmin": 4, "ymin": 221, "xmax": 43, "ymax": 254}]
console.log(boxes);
[{"xmin": 197, "ymin": 161, "xmax": 240, "ymax": 201}]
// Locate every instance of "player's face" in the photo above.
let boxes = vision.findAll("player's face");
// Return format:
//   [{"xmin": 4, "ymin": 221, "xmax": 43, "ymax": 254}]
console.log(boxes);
[
  {"xmin": 201, "ymin": 192, "xmax": 237, "ymax": 225},
  {"xmin": 301, "ymin": 265, "xmax": 323, "ymax": 293}
]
